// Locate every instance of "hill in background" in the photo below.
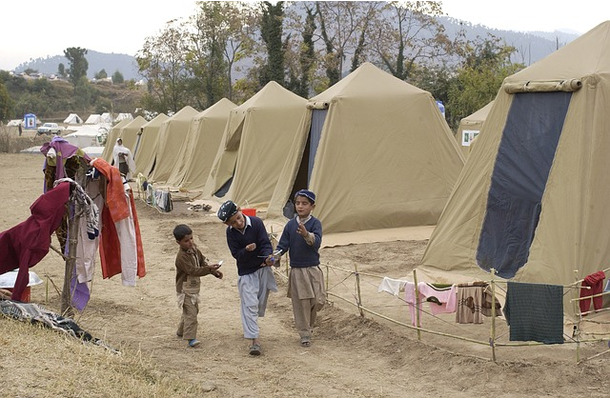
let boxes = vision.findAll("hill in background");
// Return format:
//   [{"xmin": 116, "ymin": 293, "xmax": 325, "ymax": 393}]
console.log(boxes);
[
  {"xmin": 439, "ymin": 17, "xmax": 579, "ymax": 65},
  {"xmin": 13, "ymin": 50, "xmax": 141, "ymax": 81}
]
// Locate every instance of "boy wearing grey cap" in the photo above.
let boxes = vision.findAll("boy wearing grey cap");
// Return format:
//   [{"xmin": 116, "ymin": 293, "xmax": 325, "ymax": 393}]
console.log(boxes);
[{"xmin": 217, "ymin": 200, "xmax": 277, "ymax": 356}]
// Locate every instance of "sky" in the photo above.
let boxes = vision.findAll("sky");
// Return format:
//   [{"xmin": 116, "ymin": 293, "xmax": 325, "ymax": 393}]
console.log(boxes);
[{"xmin": 1, "ymin": 0, "xmax": 609, "ymax": 71}]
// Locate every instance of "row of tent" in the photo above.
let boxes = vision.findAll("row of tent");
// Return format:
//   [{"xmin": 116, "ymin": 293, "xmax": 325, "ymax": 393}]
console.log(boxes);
[
  {"xmin": 102, "ymin": 20, "xmax": 610, "ymax": 320},
  {"xmin": 5, "ymin": 113, "xmax": 133, "ymax": 128},
  {"xmin": 66, "ymin": 113, "xmax": 134, "ymax": 125},
  {"xmin": 102, "ymin": 61, "xmax": 466, "ymax": 235}
]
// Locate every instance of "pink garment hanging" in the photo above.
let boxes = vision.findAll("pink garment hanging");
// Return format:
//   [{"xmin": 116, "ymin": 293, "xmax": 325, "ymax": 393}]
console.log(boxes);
[{"xmin": 405, "ymin": 282, "xmax": 457, "ymax": 326}]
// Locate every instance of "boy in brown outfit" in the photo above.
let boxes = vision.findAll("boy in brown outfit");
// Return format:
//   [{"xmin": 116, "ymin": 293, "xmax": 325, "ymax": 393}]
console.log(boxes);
[{"xmin": 173, "ymin": 224, "xmax": 223, "ymax": 347}]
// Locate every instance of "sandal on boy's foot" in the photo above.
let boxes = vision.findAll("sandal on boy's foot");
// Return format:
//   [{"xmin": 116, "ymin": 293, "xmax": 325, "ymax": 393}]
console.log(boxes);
[
  {"xmin": 249, "ymin": 343, "xmax": 261, "ymax": 356},
  {"xmin": 300, "ymin": 337, "xmax": 311, "ymax": 347},
  {"xmin": 188, "ymin": 339, "xmax": 201, "ymax": 348}
]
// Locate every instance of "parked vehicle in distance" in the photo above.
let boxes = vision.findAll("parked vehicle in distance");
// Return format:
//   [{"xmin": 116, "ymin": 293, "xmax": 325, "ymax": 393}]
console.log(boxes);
[{"xmin": 37, "ymin": 123, "xmax": 62, "ymax": 135}]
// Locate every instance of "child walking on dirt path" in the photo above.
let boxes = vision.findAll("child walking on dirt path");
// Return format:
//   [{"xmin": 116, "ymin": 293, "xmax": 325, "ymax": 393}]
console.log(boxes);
[
  {"xmin": 173, "ymin": 224, "xmax": 223, "ymax": 348},
  {"xmin": 217, "ymin": 200, "xmax": 277, "ymax": 356},
  {"xmin": 269, "ymin": 189, "xmax": 326, "ymax": 347}
]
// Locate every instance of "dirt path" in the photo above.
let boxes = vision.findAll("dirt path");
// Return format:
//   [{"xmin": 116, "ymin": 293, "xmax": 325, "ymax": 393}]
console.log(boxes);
[{"xmin": 1, "ymin": 153, "xmax": 608, "ymax": 397}]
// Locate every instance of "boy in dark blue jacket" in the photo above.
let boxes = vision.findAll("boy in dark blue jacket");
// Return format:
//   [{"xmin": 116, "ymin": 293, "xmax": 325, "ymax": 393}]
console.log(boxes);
[
  {"xmin": 269, "ymin": 189, "xmax": 326, "ymax": 347},
  {"xmin": 218, "ymin": 200, "xmax": 277, "ymax": 356}
]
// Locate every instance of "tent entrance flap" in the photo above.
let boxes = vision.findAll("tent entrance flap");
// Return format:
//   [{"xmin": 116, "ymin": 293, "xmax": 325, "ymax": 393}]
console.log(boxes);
[
  {"xmin": 284, "ymin": 129, "xmax": 314, "ymax": 219},
  {"xmin": 133, "ymin": 134, "xmax": 142, "ymax": 158},
  {"xmin": 284, "ymin": 108, "xmax": 326, "ymax": 219},
  {"xmin": 308, "ymin": 109, "xmax": 327, "ymax": 180},
  {"xmin": 476, "ymin": 92, "xmax": 572, "ymax": 278},
  {"xmin": 214, "ymin": 177, "xmax": 233, "ymax": 198}
]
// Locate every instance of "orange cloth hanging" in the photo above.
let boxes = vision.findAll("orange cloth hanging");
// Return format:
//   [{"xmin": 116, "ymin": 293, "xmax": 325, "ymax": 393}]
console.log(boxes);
[
  {"xmin": 129, "ymin": 190, "xmax": 146, "ymax": 278},
  {"xmin": 91, "ymin": 158, "xmax": 129, "ymax": 222}
]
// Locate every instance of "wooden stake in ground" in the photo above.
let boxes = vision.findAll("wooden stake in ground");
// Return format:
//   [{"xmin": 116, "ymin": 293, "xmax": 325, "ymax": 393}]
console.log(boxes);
[{"xmin": 61, "ymin": 199, "xmax": 80, "ymax": 316}]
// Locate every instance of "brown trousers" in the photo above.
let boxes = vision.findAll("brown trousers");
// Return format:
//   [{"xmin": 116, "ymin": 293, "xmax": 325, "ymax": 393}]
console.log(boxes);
[
  {"xmin": 288, "ymin": 266, "xmax": 326, "ymax": 339},
  {"xmin": 177, "ymin": 293, "xmax": 199, "ymax": 340}
]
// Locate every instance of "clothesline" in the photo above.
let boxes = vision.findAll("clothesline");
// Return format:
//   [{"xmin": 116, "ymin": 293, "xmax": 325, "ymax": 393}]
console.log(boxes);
[
  {"xmin": 324, "ymin": 262, "xmax": 592, "ymax": 290},
  {"xmin": 324, "ymin": 264, "xmax": 609, "ymax": 362},
  {"xmin": 570, "ymin": 289, "xmax": 610, "ymax": 303}
]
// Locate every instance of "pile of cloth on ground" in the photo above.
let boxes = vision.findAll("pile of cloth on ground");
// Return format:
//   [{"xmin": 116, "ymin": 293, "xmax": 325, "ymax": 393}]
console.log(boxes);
[{"xmin": 0, "ymin": 299, "xmax": 118, "ymax": 353}]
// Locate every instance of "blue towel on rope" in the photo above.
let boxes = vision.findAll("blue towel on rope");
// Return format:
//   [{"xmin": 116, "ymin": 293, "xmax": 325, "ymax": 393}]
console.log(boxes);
[{"xmin": 503, "ymin": 282, "xmax": 564, "ymax": 344}]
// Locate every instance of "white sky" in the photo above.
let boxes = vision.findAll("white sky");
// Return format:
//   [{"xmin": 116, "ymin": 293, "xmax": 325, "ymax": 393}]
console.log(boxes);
[
  {"xmin": 441, "ymin": 0, "xmax": 609, "ymax": 34},
  {"xmin": 1, "ymin": 0, "xmax": 609, "ymax": 71},
  {"xmin": 0, "ymin": 0, "xmax": 198, "ymax": 71}
]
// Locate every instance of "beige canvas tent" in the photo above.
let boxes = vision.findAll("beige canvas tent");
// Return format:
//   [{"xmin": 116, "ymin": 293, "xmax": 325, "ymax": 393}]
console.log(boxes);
[
  {"xmin": 133, "ymin": 113, "xmax": 169, "ymax": 175},
  {"xmin": 164, "ymin": 98, "xmax": 236, "ymax": 191},
  {"xmin": 455, "ymin": 101, "xmax": 494, "ymax": 156},
  {"xmin": 118, "ymin": 116, "xmax": 148, "ymax": 153},
  {"xmin": 267, "ymin": 62, "xmax": 465, "ymax": 234},
  {"xmin": 145, "ymin": 106, "xmax": 199, "ymax": 183},
  {"xmin": 203, "ymin": 82, "xmax": 307, "ymax": 207},
  {"xmin": 419, "ymin": 21, "xmax": 610, "ymax": 318},
  {"xmin": 101, "ymin": 119, "xmax": 132, "ymax": 161}
]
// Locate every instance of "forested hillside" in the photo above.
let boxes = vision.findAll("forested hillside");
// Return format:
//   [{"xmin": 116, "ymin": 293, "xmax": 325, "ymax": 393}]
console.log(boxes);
[{"xmin": 0, "ymin": 71, "xmax": 144, "ymax": 122}]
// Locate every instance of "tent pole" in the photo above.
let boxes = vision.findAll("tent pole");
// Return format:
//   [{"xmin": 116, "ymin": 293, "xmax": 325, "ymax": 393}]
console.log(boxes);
[
  {"xmin": 325, "ymin": 264, "xmax": 329, "ymax": 294},
  {"xmin": 354, "ymin": 263, "xmax": 364, "ymax": 318},
  {"xmin": 413, "ymin": 269, "xmax": 422, "ymax": 341},
  {"xmin": 490, "ymin": 268, "xmax": 497, "ymax": 362},
  {"xmin": 573, "ymin": 269, "xmax": 581, "ymax": 363}
]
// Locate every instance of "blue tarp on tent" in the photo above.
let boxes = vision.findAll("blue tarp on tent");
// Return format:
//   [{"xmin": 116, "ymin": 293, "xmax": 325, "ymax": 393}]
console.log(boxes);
[{"xmin": 476, "ymin": 92, "xmax": 571, "ymax": 278}]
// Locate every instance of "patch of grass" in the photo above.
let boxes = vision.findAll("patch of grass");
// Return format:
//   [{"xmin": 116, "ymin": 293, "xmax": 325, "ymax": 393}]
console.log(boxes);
[
  {"xmin": 0, "ymin": 126, "xmax": 51, "ymax": 153},
  {"xmin": 0, "ymin": 317, "xmax": 209, "ymax": 397}
]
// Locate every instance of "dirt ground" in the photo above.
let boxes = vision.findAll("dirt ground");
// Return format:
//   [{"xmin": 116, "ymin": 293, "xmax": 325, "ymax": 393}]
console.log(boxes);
[{"xmin": 1, "ymin": 152, "xmax": 609, "ymax": 398}]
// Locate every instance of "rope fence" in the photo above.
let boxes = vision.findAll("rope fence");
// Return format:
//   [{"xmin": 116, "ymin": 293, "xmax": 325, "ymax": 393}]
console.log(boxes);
[{"xmin": 275, "ymin": 262, "xmax": 610, "ymax": 364}]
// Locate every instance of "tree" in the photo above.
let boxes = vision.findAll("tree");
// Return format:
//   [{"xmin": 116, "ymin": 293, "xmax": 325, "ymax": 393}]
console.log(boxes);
[
  {"xmin": 95, "ymin": 69, "xmax": 108, "ymax": 80},
  {"xmin": 186, "ymin": 1, "xmax": 257, "ymax": 106},
  {"xmin": 349, "ymin": 2, "xmax": 380, "ymax": 72},
  {"xmin": 63, "ymin": 47, "xmax": 89, "ymax": 86},
  {"xmin": 136, "ymin": 20, "xmax": 191, "ymax": 113},
  {"xmin": 370, "ymin": 1, "xmax": 455, "ymax": 81},
  {"xmin": 57, "ymin": 63, "xmax": 66, "ymax": 78},
  {"xmin": 259, "ymin": 1, "xmax": 285, "ymax": 86},
  {"xmin": 408, "ymin": 62, "xmax": 455, "ymax": 121},
  {"xmin": 112, "ymin": 70, "xmax": 124, "ymax": 84},
  {"xmin": 314, "ymin": 1, "xmax": 382, "ymax": 85},
  {"xmin": 73, "ymin": 80, "xmax": 94, "ymax": 113},
  {"xmin": 446, "ymin": 34, "xmax": 524, "ymax": 129},
  {"xmin": 293, "ymin": 4, "xmax": 317, "ymax": 97},
  {"xmin": 0, "ymin": 81, "xmax": 14, "ymax": 121}
]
